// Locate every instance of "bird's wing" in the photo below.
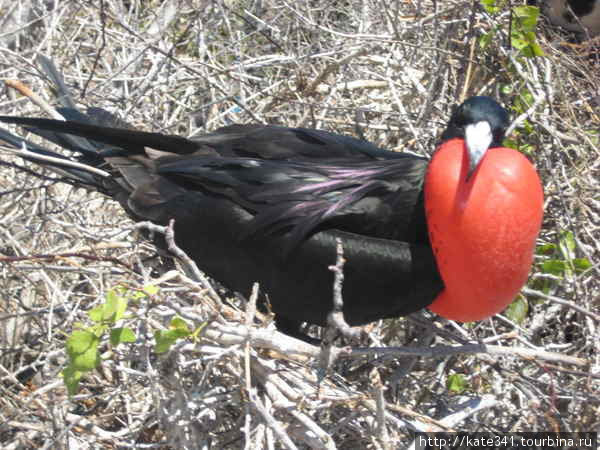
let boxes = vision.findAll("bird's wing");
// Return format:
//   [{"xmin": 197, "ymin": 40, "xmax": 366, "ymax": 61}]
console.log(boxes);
[
  {"xmin": 265, "ymin": 228, "xmax": 443, "ymax": 326},
  {"xmin": 156, "ymin": 155, "xmax": 429, "ymax": 253},
  {"xmin": 192, "ymin": 124, "xmax": 407, "ymax": 160},
  {"xmin": 0, "ymin": 115, "xmax": 429, "ymax": 251}
]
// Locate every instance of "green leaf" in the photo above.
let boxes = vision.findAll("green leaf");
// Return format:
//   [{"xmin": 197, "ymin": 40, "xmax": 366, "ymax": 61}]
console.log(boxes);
[
  {"xmin": 104, "ymin": 289, "xmax": 128, "ymax": 322},
  {"xmin": 89, "ymin": 323, "xmax": 108, "ymax": 337},
  {"xmin": 62, "ymin": 365, "xmax": 84, "ymax": 396},
  {"xmin": 66, "ymin": 330, "xmax": 101, "ymax": 371},
  {"xmin": 573, "ymin": 258, "xmax": 592, "ymax": 273},
  {"xmin": 558, "ymin": 230, "xmax": 576, "ymax": 261},
  {"xmin": 510, "ymin": 6, "xmax": 545, "ymax": 57},
  {"xmin": 502, "ymin": 136, "xmax": 534, "ymax": 155},
  {"xmin": 110, "ymin": 327, "xmax": 137, "ymax": 346},
  {"xmin": 154, "ymin": 330, "xmax": 178, "ymax": 353},
  {"xmin": 504, "ymin": 297, "xmax": 528, "ymax": 324},
  {"xmin": 170, "ymin": 316, "xmax": 191, "ymax": 333},
  {"xmin": 513, "ymin": 6, "xmax": 540, "ymax": 33},
  {"xmin": 167, "ymin": 328, "xmax": 190, "ymax": 340},
  {"xmin": 528, "ymin": 41, "xmax": 545, "ymax": 57},
  {"xmin": 88, "ymin": 289, "xmax": 129, "ymax": 323},
  {"xmin": 130, "ymin": 284, "xmax": 159, "ymax": 300},
  {"xmin": 154, "ymin": 319, "xmax": 192, "ymax": 354},
  {"xmin": 88, "ymin": 306, "xmax": 104, "ymax": 323},
  {"xmin": 500, "ymin": 84, "xmax": 513, "ymax": 95},
  {"xmin": 143, "ymin": 284, "xmax": 159, "ymax": 296},
  {"xmin": 519, "ymin": 88, "xmax": 535, "ymax": 107},
  {"xmin": 511, "ymin": 36, "xmax": 527, "ymax": 51},
  {"xmin": 537, "ymin": 243, "xmax": 557, "ymax": 255},
  {"xmin": 481, "ymin": 0, "xmax": 500, "ymax": 14},
  {"xmin": 511, "ymin": 35, "xmax": 544, "ymax": 58},
  {"xmin": 541, "ymin": 259, "xmax": 566, "ymax": 276},
  {"xmin": 447, "ymin": 374, "xmax": 468, "ymax": 393},
  {"xmin": 502, "ymin": 138, "xmax": 518, "ymax": 150}
]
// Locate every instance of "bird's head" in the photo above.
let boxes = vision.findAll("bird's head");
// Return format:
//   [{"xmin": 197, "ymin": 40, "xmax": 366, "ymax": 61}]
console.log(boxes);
[
  {"xmin": 440, "ymin": 96, "xmax": 509, "ymax": 179},
  {"xmin": 425, "ymin": 95, "xmax": 543, "ymax": 322}
]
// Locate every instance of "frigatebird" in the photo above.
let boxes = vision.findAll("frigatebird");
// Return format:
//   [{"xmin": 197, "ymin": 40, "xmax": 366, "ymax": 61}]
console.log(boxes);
[{"xmin": 0, "ymin": 58, "xmax": 544, "ymax": 338}]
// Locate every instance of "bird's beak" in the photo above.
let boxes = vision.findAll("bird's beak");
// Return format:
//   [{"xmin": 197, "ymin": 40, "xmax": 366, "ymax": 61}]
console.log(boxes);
[{"xmin": 465, "ymin": 121, "xmax": 493, "ymax": 180}]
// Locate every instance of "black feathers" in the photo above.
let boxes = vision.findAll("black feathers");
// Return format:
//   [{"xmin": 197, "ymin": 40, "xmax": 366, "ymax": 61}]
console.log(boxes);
[
  {"xmin": 0, "ymin": 101, "xmax": 439, "ymax": 338},
  {"xmin": 440, "ymin": 96, "xmax": 509, "ymax": 147},
  {"xmin": 1, "ymin": 59, "xmax": 517, "ymax": 339}
]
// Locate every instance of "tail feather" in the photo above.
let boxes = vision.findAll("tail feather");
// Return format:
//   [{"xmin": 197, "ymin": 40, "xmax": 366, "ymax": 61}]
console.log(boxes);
[
  {"xmin": 0, "ymin": 126, "xmax": 101, "ymax": 187},
  {"xmin": 3, "ymin": 55, "xmax": 199, "ymax": 169},
  {"xmin": 23, "ymin": 107, "xmax": 106, "ymax": 159},
  {"xmin": 23, "ymin": 107, "xmax": 137, "ymax": 162},
  {"xmin": 0, "ymin": 116, "xmax": 201, "ymax": 156},
  {"xmin": 0, "ymin": 56, "xmax": 182, "ymax": 218},
  {"xmin": 40, "ymin": 56, "xmax": 136, "ymax": 150},
  {"xmin": 24, "ymin": 125, "xmax": 103, "ymax": 157}
]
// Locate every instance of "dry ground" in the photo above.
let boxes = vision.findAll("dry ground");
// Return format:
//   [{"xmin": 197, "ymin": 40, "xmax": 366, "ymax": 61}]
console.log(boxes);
[{"xmin": 0, "ymin": 0, "xmax": 598, "ymax": 448}]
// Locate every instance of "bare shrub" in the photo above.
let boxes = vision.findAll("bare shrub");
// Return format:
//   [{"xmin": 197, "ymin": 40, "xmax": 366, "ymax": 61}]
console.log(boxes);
[{"xmin": 0, "ymin": 1, "xmax": 597, "ymax": 448}]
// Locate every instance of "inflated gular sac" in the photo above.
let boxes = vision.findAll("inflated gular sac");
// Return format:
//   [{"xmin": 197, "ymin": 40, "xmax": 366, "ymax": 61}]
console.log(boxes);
[{"xmin": 425, "ymin": 139, "xmax": 544, "ymax": 321}]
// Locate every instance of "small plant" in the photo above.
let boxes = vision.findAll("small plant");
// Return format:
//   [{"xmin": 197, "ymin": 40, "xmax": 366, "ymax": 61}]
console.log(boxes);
[
  {"xmin": 480, "ymin": 2, "xmax": 544, "ymax": 57},
  {"xmin": 535, "ymin": 230, "xmax": 592, "ymax": 293},
  {"xmin": 480, "ymin": 1, "xmax": 544, "ymax": 152},
  {"xmin": 509, "ymin": 5, "xmax": 545, "ymax": 58},
  {"xmin": 446, "ymin": 373, "xmax": 469, "ymax": 394},
  {"xmin": 504, "ymin": 295, "xmax": 529, "ymax": 324},
  {"xmin": 62, "ymin": 284, "xmax": 196, "ymax": 395}
]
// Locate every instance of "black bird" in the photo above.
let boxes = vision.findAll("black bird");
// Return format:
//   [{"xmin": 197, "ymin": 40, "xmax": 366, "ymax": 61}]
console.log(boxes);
[{"xmin": 0, "ymin": 57, "xmax": 544, "ymax": 339}]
